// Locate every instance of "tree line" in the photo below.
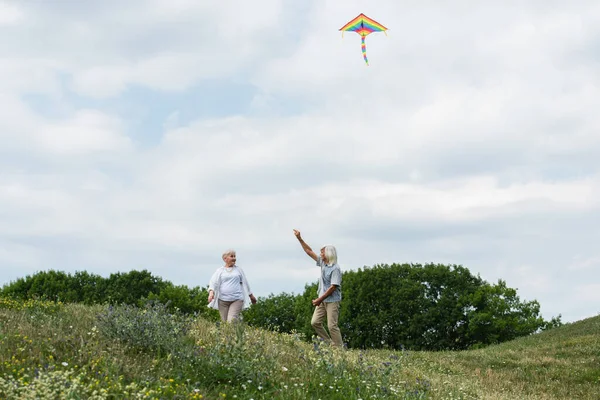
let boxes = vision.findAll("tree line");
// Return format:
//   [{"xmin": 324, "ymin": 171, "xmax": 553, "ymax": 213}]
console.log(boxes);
[{"xmin": 0, "ymin": 263, "xmax": 562, "ymax": 350}]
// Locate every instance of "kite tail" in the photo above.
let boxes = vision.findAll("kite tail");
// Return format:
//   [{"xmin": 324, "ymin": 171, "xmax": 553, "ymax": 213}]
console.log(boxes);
[{"xmin": 361, "ymin": 36, "xmax": 369, "ymax": 65}]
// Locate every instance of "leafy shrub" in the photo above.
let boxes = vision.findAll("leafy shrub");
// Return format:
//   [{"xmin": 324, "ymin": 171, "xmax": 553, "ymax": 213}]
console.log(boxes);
[
  {"xmin": 242, "ymin": 292, "xmax": 301, "ymax": 333},
  {"xmin": 144, "ymin": 283, "xmax": 220, "ymax": 321},
  {"xmin": 95, "ymin": 301, "xmax": 191, "ymax": 356},
  {"xmin": 0, "ymin": 269, "xmax": 168, "ymax": 306}
]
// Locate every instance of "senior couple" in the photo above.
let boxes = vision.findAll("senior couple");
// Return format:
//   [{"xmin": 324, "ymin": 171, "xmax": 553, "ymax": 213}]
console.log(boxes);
[{"xmin": 207, "ymin": 229, "xmax": 343, "ymax": 347}]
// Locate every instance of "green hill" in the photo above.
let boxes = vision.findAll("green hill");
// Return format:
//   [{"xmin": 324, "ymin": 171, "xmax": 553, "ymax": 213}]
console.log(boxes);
[
  {"xmin": 0, "ymin": 298, "xmax": 598, "ymax": 399},
  {"xmin": 396, "ymin": 314, "xmax": 600, "ymax": 399}
]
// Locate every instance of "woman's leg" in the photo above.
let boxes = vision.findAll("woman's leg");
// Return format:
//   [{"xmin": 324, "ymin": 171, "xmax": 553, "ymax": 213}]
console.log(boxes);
[
  {"xmin": 227, "ymin": 300, "xmax": 244, "ymax": 322},
  {"xmin": 218, "ymin": 299, "xmax": 231, "ymax": 322},
  {"xmin": 325, "ymin": 302, "xmax": 343, "ymax": 347},
  {"xmin": 311, "ymin": 303, "xmax": 331, "ymax": 343}
]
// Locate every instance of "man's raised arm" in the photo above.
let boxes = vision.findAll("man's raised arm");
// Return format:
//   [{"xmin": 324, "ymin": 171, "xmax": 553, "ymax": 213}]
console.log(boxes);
[{"xmin": 293, "ymin": 229, "xmax": 318, "ymax": 262}]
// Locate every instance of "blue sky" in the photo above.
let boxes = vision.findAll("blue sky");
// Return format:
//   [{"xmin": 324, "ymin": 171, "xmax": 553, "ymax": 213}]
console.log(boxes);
[{"xmin": 1, "ymin": 0, "xmax": 599, "ymax": 324}]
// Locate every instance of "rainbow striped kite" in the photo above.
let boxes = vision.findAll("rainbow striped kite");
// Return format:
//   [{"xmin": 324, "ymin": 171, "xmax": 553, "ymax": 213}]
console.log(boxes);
[{"xmin": 339, "ymin": 13, "xmax": 388, "ymax": 65}]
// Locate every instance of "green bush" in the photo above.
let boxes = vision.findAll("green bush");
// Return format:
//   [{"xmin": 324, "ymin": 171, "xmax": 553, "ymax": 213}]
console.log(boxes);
[
  {"xmin": 95, "ymin": 301, "xmax": 191, "ymax": 356},
  {"xmin": 144, "ymin": 283, "xmax": 219, "ymax": 321},
  {"xmin": 242, "ymin": 292, "xmax": 301, "ymax": 333}
]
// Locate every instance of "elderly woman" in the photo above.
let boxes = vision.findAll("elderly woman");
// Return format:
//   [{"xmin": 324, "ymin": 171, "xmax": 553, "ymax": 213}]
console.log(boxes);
[
  {"xmin": 207, "ymin": 249, "xmax": 257, "ymax": 322},
  {"xmin": 293, "ymin": 229, "xmax": 343, "ymax": 347}
]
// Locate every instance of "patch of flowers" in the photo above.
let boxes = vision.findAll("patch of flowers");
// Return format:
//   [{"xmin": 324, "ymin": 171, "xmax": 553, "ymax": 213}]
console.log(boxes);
[{"xmin": 0, "ymin": 297, "xmax": 63, "ymax": 315}]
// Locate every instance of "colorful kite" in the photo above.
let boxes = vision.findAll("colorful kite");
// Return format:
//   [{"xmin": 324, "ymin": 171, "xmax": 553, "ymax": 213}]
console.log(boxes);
[{"xmin": 339, "ymin": 13, "xmax": 388, "ymax": 65}]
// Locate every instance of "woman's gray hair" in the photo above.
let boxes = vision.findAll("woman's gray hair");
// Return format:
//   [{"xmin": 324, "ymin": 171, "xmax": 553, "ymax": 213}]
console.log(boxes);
[
  {"xmin": 322, "ymin": 245, "xmax": 337, "ymax": 265},
  {"xmin": 222, "ymin": 248, "xmax": 236, "ymax": 260}
]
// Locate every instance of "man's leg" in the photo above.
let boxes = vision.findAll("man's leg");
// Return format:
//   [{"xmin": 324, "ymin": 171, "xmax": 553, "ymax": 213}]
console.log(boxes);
[
  {"xmin": 325, "ymin": 302, "xmax": 343, "ymax": 347},
  {"xmin": 311, "ymin": 303, "xmax": 331, "ymax": 343},
  {"xmin": 227, "ymin": 299, "xmax": 244, "ymax": 322}
]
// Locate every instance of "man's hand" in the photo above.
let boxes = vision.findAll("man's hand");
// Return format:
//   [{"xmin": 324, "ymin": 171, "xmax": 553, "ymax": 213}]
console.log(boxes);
[
  {"xmin": 312, "ymin": 298, "xmax": 322, "ymax": 307},
  {"xmin": 208, "ymin": 290, "xmax": 214, "ymax": 303},
  {"xmin": 250, "ymin": 294, "xmax": 257, "ymax": 305},
  {"xmin": 293, "ymin": 229, "xmax": 301, "ymax": 239}
]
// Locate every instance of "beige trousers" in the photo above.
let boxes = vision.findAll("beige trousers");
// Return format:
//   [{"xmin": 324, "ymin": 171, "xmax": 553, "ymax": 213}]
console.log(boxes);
[
  {"xmin": 311, "ymin": 301, "xmax": 343, "ymax": 347},
  {"xmin": 218, "ymin": 299, "xmax": 244, "ymax": 322}
]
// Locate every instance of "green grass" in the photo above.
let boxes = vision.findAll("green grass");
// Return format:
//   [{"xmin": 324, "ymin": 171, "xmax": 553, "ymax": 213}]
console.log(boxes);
[{"xmin": 0, "ymin": 297, "xmax": 598, "ymax": 399}]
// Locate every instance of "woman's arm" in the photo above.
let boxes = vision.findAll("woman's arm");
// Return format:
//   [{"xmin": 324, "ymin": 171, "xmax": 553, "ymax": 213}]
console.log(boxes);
[
  {"xmin": 239, "ymin": 267, "xmax": 257, "ymax": 305},
  {"xmin": 293, "ymin": 229, "xmax": 318, "ymax": 262},
  {"xmin": 207, "ymin": 269, "xmax": 220, "ymax": 303},
  {"xmin": 312, "ymin": 284, "xmax": 338, "ymax": 306}
]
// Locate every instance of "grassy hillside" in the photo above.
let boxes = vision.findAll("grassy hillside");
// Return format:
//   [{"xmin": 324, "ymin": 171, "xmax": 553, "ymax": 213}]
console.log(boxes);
[
  {"xmin": 0, "ymin": 298, "xmax": 598, "ymax": 399},
  {"xmin": 392, "ymin": 315, "xmax": 600, "ymax": 399}
]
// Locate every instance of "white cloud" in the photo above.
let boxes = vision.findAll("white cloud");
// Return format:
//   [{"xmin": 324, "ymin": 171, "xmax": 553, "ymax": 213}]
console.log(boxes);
[
  {"xmin": 0, "ymin": 97, "xmax": 132, "ymax": 157},
  {"xmin": 0, "ymin": 240, "xmax": 42, "ymax": 269},
  {"xmin": 574, "ymin": 284, "xmax": 600, "ymax": 303},
  {"xmin": 0, "ymin": 2, "xmax": 22, "ymax": 25},
  {"xmin": 38, "ymin": 110, "xmax": 132, "ymax": 155},
  {"xmin": 8, "ymin": 0, "xmax": 288, "ymax": 98},
  {"xmin": 0, "ymin": 59, "xmax": 64, "ymax": 94},
  {"xmin": 69, "ymin": 66, "xmax": 130, "ymax": 99},
  {"xmin": 568, "ymin": 255, "xmax": 600, "ymax": 271}
]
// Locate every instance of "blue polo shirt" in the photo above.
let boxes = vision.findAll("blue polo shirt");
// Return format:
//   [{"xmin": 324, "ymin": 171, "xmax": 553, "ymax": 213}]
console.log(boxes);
[{"xmin": 316, "ymin": 257, "xmax": 342, "ymax": 302}]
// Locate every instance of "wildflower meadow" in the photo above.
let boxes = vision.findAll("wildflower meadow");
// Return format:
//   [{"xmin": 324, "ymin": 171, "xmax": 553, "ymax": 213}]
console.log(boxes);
[{"xmin": 0, "ymin": 297, "xmax": 598, "ymax": 399}]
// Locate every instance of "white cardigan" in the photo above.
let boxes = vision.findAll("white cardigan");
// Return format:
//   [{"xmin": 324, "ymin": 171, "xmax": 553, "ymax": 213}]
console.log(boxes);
[{"xmin": 207, "ymin": 265, "xmax": 254, "ymax": 310}]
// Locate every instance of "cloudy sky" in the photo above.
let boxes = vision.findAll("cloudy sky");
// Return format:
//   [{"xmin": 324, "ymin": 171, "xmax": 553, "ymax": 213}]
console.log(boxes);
[{"xmin": 1, "ymin": 0, "xmax": 598, "ymax": 324}]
